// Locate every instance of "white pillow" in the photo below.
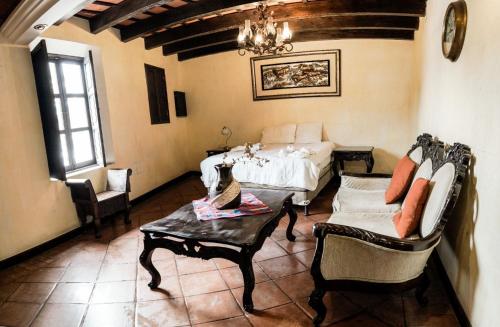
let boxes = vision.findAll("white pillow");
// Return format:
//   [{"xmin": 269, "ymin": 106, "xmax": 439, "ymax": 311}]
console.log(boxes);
[
  {"xmin": 295, "ymin": 122, "xmax": 322, "ymax": 143},
  {"xmin": 261, "ymin": 124, "xmax": 296, "ymax": 144}
]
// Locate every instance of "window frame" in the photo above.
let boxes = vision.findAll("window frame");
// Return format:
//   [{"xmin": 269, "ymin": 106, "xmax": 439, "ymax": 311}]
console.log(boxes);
[{"xmin": 49, "ymin": 54, "xmax": 97, "ymax": 172}]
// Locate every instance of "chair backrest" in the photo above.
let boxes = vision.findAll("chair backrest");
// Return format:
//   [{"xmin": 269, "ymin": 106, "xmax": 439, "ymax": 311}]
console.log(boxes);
[
  {"xmin": 407, "ymin": 133, "xmax": 433, "ymax": 164},
  {"xmin": 65, "ymin": 179, "xmax": 97, "ymax": 203},
  {"xmin": 419, "ymin": 143, "xmax": 471, "ymax": 238},
  {"xmin": 407, "ymin": 133, "xmax": 444, "ymax": 166}
]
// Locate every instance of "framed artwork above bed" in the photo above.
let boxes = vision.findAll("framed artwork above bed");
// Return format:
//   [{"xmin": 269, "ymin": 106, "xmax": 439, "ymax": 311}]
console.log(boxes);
[{"xmin": 250, "ymin": 50, "xmax": 341, "ymax": 101}]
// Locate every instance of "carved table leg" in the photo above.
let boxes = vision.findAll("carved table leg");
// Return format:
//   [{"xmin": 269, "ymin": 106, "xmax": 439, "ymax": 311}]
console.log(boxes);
[
  {"xmin": 239, "ymin": 253, "xmax": 255, "ymax": 312},
  {"xmin": 284, "ymin": 199, "xmax": 297, "ymax": 241},
  {"xmin": 139, "ymin": 233, "xmax": 161, "ymax": 289}
]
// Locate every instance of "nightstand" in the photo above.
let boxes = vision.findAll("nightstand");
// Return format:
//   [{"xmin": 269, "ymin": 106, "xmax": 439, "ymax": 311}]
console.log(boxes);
[
  {"xmin": 332, "ymin": 146, "xmax": 375, "ymax": 177},
  {"xmin": 206, "ymin": 147, "xmax": 230, "ymax": 157}
]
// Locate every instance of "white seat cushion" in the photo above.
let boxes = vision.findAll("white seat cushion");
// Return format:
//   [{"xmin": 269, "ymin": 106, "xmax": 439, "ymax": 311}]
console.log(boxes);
[
  {"xmin": 96, "ymin": 190, "xmax": 124, "ymax": 202},
  {"xmin": 340, "ymin": 176, "xmax": 391, "ymax": 191},
  {"xmin": 333, "ymin": 188, "xmax": 401, "ymax": 213},
  {"xmin": 327, "ymin": 212, "xmax": 420, "ymax": 240},
  {"xmin": 420, "ymin": 162, "xmax": 455, "ymax": 237}
]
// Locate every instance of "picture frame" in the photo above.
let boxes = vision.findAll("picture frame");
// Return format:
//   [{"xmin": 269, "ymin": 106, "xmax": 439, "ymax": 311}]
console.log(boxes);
[{"xmin": 250, "ymin": 50, "xmax": 341, "ymax": 101}]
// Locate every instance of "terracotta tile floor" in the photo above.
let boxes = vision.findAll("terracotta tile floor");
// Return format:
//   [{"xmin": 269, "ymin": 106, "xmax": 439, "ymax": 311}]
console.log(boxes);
[{"xmin": 0, "ymin": 177, "xmax": 459, "ymax": 326}]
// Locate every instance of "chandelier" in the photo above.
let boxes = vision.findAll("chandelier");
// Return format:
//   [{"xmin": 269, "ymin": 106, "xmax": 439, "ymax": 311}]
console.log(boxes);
[{"xmin": 237, "ymin": 2, "xmax": 293, "ymax": 56}]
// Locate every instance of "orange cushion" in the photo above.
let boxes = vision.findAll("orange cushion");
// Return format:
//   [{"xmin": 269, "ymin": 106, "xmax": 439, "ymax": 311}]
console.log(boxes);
[
  {"xmin": 385, "ymin": 155, "xmax": 417, "ymax": 204},
  {"xmin": 393, "ymin": 178, "xmax": 430, "ymax": 238}
]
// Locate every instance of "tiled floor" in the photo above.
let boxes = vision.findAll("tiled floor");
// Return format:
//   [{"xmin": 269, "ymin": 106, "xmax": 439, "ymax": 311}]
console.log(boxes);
[{"xmin": 0, "ymin": 177, "xmax": 459, "ymax": 326}]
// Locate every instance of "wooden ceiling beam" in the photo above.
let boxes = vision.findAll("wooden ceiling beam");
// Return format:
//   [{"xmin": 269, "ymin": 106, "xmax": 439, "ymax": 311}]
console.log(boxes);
[
  {"xmin": 147, "ymin": 14, "xmax": 419, "ymax": 49},
  {"xmin": 177, "ymin": 28, "xmax": 416, "ymax": 60},
  {"xmin": 121, "ymin": 0, "xmax": 259, "ymax": 42},
  {"xmin": 177, "ymin": 41, "xmax": 238, "ymax": 61},
  {"xmin": 123, "ymin": 0, "xmax": 425, "ymax": 43},
  {"xmin": 89, "ymin": 0, "xmax": 171, "ymax": 34},
  {"xmin": 168, "ymin": 28, "xmax": 414, "ymax": 57}
]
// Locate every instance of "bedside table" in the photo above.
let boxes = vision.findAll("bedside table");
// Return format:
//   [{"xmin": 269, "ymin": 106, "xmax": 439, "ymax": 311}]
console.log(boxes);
[
  {"xmin": 332, "ymin": 146, "xmax": 375, "ymax": 177},
  {"xmin": 206, "ymin": 147, "xmax": 230, "ymax": 157}
]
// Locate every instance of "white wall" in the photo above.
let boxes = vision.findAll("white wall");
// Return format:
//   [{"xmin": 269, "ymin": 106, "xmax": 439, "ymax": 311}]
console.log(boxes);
[
  {"xmin": 178, "ymin": 39, "xmax": 418, "ymax": 174},
  {"xmin": 0, "ymin": 19, "xmax": 191, "ymax": 261},
  {"xmin": 414, "ymin": 1, "xmax": 500, "ymax": 325}
]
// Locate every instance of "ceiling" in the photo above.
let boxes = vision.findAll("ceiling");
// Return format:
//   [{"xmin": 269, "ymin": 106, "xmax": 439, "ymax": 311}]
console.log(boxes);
[
  {"xmin": 3, "ymin": 0, "xmax": 427, "ymax": 60},
  {"xmin": 0, "ymin": 0, "xmax": 22, "ymax": 26}
]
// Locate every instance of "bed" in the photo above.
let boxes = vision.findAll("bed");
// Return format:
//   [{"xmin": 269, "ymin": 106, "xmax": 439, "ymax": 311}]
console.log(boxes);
[{"xmin": 200, "ymin": 123, "xmax": 334, "ymax": 215}]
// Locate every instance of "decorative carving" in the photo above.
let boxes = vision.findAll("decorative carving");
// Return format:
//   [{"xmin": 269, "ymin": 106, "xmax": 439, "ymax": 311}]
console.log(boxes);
[
  {"xmin": 139, "ymin": 193, "xmax": 297, "ymax": 313},
  {"xmin": 308, "ymin": 140, "xmax": 471, "ymax": 326}
]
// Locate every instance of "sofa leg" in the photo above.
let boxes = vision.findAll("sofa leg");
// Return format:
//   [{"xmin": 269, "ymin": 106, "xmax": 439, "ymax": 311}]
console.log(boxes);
[
  {"xmin": 124, "ymin": 209, "xmax": 131, "ymax": 225},
  {"xmin": 416, "ymin": 269, "xmax": 430, "ymax": 306},
  {"xmin": 94, "ymin": 217, "xmax": 102, "ymax": 239},
  {"xmin": 304, "ymin": 205, "xmax": 309, "ymax": 216},
  {"xmin": 308, "ymin": 288, "xmax": 327, "ymax": 326}
]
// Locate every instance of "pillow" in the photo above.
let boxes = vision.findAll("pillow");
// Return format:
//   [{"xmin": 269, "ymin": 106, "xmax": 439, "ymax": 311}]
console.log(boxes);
[
  {"xmin": 295, "ymin": 122, "xmax": 322, "ymax": 143},
  {"xmin": 393, "ymin": 178, "xmax": 430, "ymax": 238},
  {"xmin": 261, "ymin": 124, "xmax": 296, "ymax": 144},
  {"xmin": 385, "ymin": 155, "xmax": 417, "ymax": 204}
]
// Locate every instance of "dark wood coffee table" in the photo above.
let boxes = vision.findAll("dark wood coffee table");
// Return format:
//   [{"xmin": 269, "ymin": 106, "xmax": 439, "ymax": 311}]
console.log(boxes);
[{"xmin": 139, "ymin": 188, "xmax": 297, "ymax": 312}]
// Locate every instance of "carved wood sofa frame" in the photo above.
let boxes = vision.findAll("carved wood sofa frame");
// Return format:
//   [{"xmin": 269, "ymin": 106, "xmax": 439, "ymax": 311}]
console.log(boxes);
[{"xmin": 308, "ymin": 142, "xmax": 471, "ymax": 326}]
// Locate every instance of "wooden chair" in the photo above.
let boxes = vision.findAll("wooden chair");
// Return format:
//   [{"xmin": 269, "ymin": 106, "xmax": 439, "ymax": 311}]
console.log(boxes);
[
  {"xmin": 308, "ymin": 143, "xmax": 471, "ymax": 326},
  {"xmin": 66, "ymin": 168, "xmax": 132, "ymax": 238}
]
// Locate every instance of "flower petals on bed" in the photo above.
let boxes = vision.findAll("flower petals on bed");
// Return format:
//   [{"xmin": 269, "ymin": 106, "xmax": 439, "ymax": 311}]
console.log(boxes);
[{"xmin": 201, "ymin": 142, "xmax": 334, "ymax": 191}]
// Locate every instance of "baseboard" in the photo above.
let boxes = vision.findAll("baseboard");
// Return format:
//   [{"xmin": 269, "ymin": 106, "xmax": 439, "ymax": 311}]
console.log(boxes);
[
  {"xmin": 432, "ymin": 252, "xmax": 471, "ymax": 327},
  {"xmin": 0, "ymin": 227, "xmax": 83, "ymax": 270},
  {"xmin": 130, "ymin": 170, "xmax": 201, "ymax": 205},
  {"xmin": 0, "ymin": 170, "xmax": 202, "ymax": 270}
]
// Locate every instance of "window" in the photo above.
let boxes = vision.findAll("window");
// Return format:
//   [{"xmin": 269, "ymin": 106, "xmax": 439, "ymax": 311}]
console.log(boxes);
[
  {"xmin": 144, "ymin": 64, "xmax": 170, "ymax": 124},
  {"xmin": 48, "ymin": 56, "xmax": 100, "ymax": 171}
]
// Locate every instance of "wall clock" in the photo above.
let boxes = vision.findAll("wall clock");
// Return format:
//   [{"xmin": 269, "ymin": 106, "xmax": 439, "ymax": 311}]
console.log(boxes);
[{"xmin": 442, "ymin": 0, "xmax": 468, "ymax": 62}]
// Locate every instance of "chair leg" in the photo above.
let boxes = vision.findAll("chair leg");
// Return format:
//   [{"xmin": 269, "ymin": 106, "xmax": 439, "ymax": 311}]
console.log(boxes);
[
  {"xmin": 124, "ymin": 209, "xmax": 131, "ymax": 225},
  {"xmin": 308, "ymin": 288, "xmax": 327, "ymax": 326},
  {"xmin": 93, "ymin": 216, "xmax": 102, "ymax": 239},
  {"xmin": 416, "ymin": 269, "xmax": 430, "ymax": 306}
]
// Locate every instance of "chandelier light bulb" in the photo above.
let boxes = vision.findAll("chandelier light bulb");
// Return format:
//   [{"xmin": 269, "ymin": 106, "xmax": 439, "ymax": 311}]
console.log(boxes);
[
  {"xmin": 244, "ymin": 20, "xmax": 251, "ymax": 36},
  {"xmin": 282, "ymin": 22, "xmax": 292, "ymax": 41},
  {"xmin": 237, "ymin": 26, "xmax": 245, "ymax": 44},
  {"xmin": 236, "ymin": 2, "xmax": 293, "ymax": 56},
  {"xmin": 276, "ymin": 27, "xmax": 283, "ymax": 45},
  {"xmin": 266, "ymin": 17, "xmax": 275, "ymax": 36},
  {"xmin": 255, "ymin": 32, "xmax": 263, "ymax": 45}
]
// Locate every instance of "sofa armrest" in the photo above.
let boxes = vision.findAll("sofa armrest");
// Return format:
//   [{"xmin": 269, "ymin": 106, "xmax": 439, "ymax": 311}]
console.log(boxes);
[
  {"xmin": 65, "ymin": 178, "xmax": 97, "ymax": 203},
  {"xmin": 340, "ymin": 171, "xmax": 392, "ymax": 178},
  {"xmin": 312, "ymin": 223, "xmax": 439, "ymax": 252}
]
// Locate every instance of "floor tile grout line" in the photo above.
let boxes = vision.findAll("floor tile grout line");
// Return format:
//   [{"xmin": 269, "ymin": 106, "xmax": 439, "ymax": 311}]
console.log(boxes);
[
  {"xmin": 23, "ymin": 252, "xmax": 75, "ymax": 327},
  {"xmin": 174, "ymin": 254, "xmax": 194, "ymax": 327},
  {"xmin": 76, "ymin": 239, "xmax": 110, "ymax": 327}
]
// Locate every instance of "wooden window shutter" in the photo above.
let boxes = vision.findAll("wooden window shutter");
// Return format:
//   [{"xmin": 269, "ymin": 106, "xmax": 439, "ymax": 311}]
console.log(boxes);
[
  {"xmin": 31, "ymin": 40, "xmax": 66, "ymax": 180},
  {"xmin": 144, "ymin": 64, "xmax": 170, "ymax": 124},
  {"xmin": 85, "ymin": 51, "xmax": 107, "ymax": 166}
]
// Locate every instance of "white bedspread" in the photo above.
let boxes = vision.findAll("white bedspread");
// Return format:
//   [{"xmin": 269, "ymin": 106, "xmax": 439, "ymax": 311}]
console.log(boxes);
[{"xmin": 200, "ymin": 142, "xmax": 334, "ymax": 191}]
